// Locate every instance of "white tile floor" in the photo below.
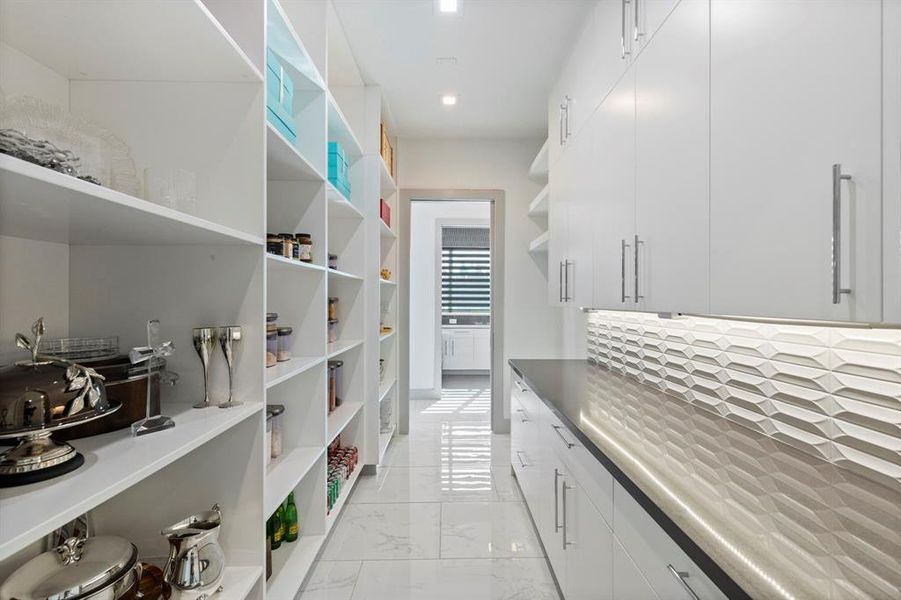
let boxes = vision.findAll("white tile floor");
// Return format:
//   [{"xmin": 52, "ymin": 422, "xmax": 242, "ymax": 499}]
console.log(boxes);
[{"xmin": 300, "ymin": 375, "xmax": 560, "ymax": 599}]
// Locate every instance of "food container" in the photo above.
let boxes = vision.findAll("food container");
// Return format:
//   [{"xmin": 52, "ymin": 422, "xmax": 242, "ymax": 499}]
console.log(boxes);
[
  {"xmin": 266, "ymin": 330, "xmax": 278, "ymax": 368},
  {"xmin": 267, "ymin": 404, "xmax": 285, "ymax": 459},
  {"xmin": 266, "ymin": 234, "xmax": 283, "ymax": 257},
  {"xmin": 327, "ymin": 297, "xmax": 339, "ymax": 321},
  {"xmin": 379, "ymin": 358, "xmax": 385, "ymax": 382},
  {"xmin": 0, "ymin": 535, "xmax": 141, "ymax": 600},
  {"xmin": 296, "ymin": 233, "xmax": 313, "ymax": 263},
  {"xmin": 328, "ymin": 253, "xmax": 338, "ymax": 269},
  {"xmin": 276, "ymin": 327, "xmax": 293, "ymax": 362},
  {"xmin": 327, "ymin": 320, "xmax": 338, "ymax": 344},
  {"xmin": 327, "ymin": 360, "xmax": 343, "ymax": 412},
  {"xmin": 277, "ymin": 233, "xmax": 294, "ymax": 259}
]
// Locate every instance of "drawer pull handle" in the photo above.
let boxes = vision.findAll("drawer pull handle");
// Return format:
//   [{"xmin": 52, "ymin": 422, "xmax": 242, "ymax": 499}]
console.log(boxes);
[
  {"xmin": 515, "ymin": 450, "xmax": 528, "ymax": 468},
  {"xmin": 551, "ymin": 424, "xmax": 576, "ymax": 449},
  {"xmin": 516, "ymin": 409, "xmax": 530, "ymax": 423},
  {"xmin": 667, "ymin": 565, "xmax": 700, "ymax": 600},
  {"xmin": 562, "ymin": 481, "xmax": 574, "ymax": 549}
]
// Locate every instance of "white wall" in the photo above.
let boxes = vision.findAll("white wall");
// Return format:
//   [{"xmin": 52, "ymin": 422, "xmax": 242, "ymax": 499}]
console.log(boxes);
[
  {"xmin": 398, "ymin": 138, "xmax": 563, "ymax": 419},
  {"xmin": 409, "ymin": 201, "xmax": 490, "ymax": 395}
]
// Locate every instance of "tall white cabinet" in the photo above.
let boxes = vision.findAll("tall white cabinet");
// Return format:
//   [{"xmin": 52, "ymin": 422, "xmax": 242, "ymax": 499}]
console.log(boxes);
[{"xmin": 543, "ymin": 0, "xmax": 893, "ymax": 325}]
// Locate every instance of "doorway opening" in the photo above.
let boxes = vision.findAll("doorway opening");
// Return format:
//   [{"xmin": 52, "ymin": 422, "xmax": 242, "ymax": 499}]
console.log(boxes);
[{"xmin": 407, "ymin": 198, "xmax": 498, "ymax": 434}]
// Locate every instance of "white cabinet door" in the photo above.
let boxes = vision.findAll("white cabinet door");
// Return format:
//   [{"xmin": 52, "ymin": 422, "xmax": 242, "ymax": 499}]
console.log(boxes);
[
  {"xmin": 563, "ymin": 478, "xmax": 615, "ymax": 600},
  {"xmin": 884, "ymin": 0, "xmax": 901, "ymax": 322},
  {"xmin": 442, "ymin": 329, "xmax": 475, "ymax": 370},
  {"xmin": 596, "ymin": 0, "xmax": 636, "ymax": 100},
  {"xmin": 634, "ymin": 0, "xmax": 680, "ymax": 49},
  {"xmin": 613, "ymin": 537, "xmax": 660, "ymax": 600},
  {"xmin": 592, "ymin": 68, "xmax": 637, "ymax": 310},
  {"xmin": 473, "ymin": 328, "xmax": 490, "ymax": 370},
  {"xmin": 562, "ymin": 118, "xmax": 597, "ymax": 307},
  {"xmin": 441, "ymin": 330, "xmax": 453, "ymax": 369},
  {"xmin": 634, "ymin": 0, "xmax": 709, "ymax": 314},
  {"xmin": 709, "ymin": 0, "xmax": 882, "ymax": 322}
]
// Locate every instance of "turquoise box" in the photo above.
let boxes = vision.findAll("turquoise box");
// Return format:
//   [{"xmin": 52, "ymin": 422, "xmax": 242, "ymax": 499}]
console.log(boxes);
[
  {"xmin": 266, "ymin": 48, "xmax": 297, "ymax": 144},
  {"xmin": 328, "ymin": 141, "xmax": 351, "ymax": 197}
]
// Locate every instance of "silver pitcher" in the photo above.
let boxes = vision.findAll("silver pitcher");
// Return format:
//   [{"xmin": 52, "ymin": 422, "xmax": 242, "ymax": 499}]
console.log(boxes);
[{"xmin": 162, "ymin": 504, "xmax": 225, "ymax": 598}]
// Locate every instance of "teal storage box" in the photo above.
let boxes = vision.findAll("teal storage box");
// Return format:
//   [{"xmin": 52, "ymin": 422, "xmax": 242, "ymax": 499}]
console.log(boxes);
[
  {"xmin": 266, "ymin": 48, "xmax": 297, "ymax": 144},
  {"xmin": 328, "ymin": 141, "xmax": 351, "ymax": 198}
]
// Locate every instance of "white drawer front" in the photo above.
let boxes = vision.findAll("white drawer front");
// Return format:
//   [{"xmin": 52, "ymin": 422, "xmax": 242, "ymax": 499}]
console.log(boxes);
[{"xmin": 614, "ymin": 481, "xmax": 727, "ymax": 600}]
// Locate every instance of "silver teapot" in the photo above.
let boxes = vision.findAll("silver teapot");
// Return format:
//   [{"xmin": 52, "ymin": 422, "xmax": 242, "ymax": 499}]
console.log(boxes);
[{"xmin": 161, "ymin": 504, "xmax": 225, "ymax": 598}]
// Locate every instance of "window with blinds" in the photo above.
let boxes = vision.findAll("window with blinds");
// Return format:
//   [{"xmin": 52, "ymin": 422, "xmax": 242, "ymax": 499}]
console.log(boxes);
[{"xmin": 441, "ymin": 226, "xmax": 490, "ymax": 315}]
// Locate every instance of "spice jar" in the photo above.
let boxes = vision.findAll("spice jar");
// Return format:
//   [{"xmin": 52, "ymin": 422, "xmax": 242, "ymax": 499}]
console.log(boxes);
[
  {"xmin": 267, "ymin": 234, "xmax": 284, "ymax": 257},
  {"xmin": 266, "ymin": 330, "xmax": 278, "ymax": 368},
  {"xmin": 277, "ymin": 326, "xmax": 293, "ymax": 362},
  {"xmin": 327, "ymin": 360, "xmax": 343, "ymax": 412},
  {"xmin": 327, "ymin": 320, "xmax": 338, "ymax": 344},
  {"xmin": 328, "ymin": 297, "xmax": 339, "ymax": 321},
  {"xmin": 278, "ymin": 233, "xmax": 295, "ymax": 259},
  {"xmin": 296, "ymin": 233, "xmax": 313, "ymax": 263},
  {"xmin": 268, "ymin": 404, "xmax": 285, "ymax": 458},
  {"xmin": 328, "ymin": 254, "xmax": 338, "ymax": 270}
]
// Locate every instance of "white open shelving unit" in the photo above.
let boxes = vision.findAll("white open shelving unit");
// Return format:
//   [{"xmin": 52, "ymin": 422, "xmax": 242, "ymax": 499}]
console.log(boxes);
[
  {"xmin": 527, "ymin": 138, "xmax": 550, "ymax": 258},
  {"xmin": 378, "ymin": 112, "xmax": 399, "ymax": 465},
  {"xmin": 0, "ymin": 1, "xmax": 402, "ymax": 599}
]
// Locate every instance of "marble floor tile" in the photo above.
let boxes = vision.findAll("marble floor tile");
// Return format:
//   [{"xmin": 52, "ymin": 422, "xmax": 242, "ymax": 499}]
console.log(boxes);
[
  {"xmin": 349, "ymin": 558, "xmax": 559, "ymax": 600},
  {"xmin": 351, "ymin": 465, "xmax": 505, "ymax": 503},
  {"xmin": 440, "ymin": 502, "xmax": 545, "ymax": 558},
  {"xmin": 298, "ymin": 561, "xmax": 361, "ymax": 600},
  {"xmin": 321, "ymin": 503, "xmax": 441, "ymax": 560}
]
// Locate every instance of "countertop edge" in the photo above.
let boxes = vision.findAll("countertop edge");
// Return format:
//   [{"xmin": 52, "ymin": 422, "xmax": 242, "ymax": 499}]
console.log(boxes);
[{"xmin": 509, "ymin": 359, "xmax": 751, "ymax": 600}]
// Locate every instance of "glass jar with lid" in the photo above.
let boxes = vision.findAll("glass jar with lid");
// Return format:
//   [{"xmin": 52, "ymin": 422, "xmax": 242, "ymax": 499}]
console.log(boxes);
[{"xmin": 276, "ymin": 327, "xmax": 293, "ymax": 362}]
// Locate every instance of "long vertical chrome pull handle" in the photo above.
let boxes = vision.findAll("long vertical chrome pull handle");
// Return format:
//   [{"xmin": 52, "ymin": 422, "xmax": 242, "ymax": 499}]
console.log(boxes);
[
  {"xmin": 558, "ymin": 261, "xmax": 564, "ymax": 302},
  {"xmin": 621, "ymin": 239, "xmax": 632, "ymax": 302},
  {"xmin": 562, "ymin": 482, "xmax": 574, "ymax": 549},
  {"xmin": 562, "ymin": 260, "xmax": 572, "ymax": 302},
  {"xmin": 553, "ymin": 469, "xmax": 562, "ymax": 532},
  {"xmin": 667, "ymin": 565, "xmax": 700, "ymax": 600},
  {"xmin": 564, "ymin": 96, "xmax": 572, "ymax": 139},
  {"xmin": 634, "ymin": 0, "xmax": 641, "ymax": 40},
  {"xmin": 634, "ymin": 235, "xmax": 644, "ymax": 301},
  {"xmin": 621, "ymin": 0, "xmax": 632, "ymax": 59},
  {"xmin": 832, "ymin": 164, "xmax": 853, "ymax": 304},
  {"xmin": 559, "ymin": 104, "xmax": 565, "ymax": 146}
]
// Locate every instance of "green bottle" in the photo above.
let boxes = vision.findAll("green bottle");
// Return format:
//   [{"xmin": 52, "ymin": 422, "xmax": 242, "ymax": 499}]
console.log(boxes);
[
  {"xmin": 284, "ymin": 492, "xmax": 299, "ymax": 543},
  {"xmin": 271, "ymin": 506, "xmax": 283, "ymax": 550}
]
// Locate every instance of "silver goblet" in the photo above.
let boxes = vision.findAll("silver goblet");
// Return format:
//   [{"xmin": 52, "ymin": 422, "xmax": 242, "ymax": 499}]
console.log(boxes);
[
  {"xmin": 217, "ymin": 326, "xmax": 243, "ymax": 408},
  {"xmin": 192, "ymin": 327, "xmax": 218, "ymax": 409}
]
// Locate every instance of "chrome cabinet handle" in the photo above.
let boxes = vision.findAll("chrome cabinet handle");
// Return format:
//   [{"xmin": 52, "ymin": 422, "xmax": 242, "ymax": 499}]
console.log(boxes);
[
  {"xmin": 559, "ymin": 103, "xmax": 566, "ymax": 146},
  {"xmin": 516, "ymin": 408, "xmax": 530, "ymax": 423},
  {"xmin": 621, "ymin": 239, "xmax": 632, "ymax": 303},
  {"xmin": 564, "ymin": 96, "xmax": 572, "ymax": 139},
  {"xmin": 514, "ymin": 380, "xmax": 528, "ymax": 392},
  {"xmin": 634, "ymin": 0, "xmax": 643, "ymax": 40},
  {"xmin": 832, "ymin": 163, "xmax": 853, "ymax": 304},
  {"xmin": 553, "ymin": 469, "xmax": 562, "ymax": 532},
  {"xmin": 552, "ymin": 424, "xmax": 576, "ymax": 449},
  {"xmin": 515, "ymin": 450, "xmax": 528, "ymax": 468},
  {"xmin": 634, "ymin": 235, "xmax": 644, "ymax": 302},
  {"xmin": 562, "ymin": 481, "xmax": 574, "ymax": 549},
  {"xmin": 559, "ymin": 261, "xmax": 565, "ymax": 302},
  {"xmin": 667, "ymin": 565, "xmax": 700, "ymax": 600},
  {"xmin": 562, "ymin": 260, "xmax": 572, "ymax": 302},
  {"xmin": 621, "ymin": 0, "xmax": 632, "ymax": 59}
]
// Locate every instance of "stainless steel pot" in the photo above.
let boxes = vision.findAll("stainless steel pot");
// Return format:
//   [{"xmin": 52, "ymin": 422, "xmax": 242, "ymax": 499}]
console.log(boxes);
[{"xmin": 0, "ymin": 536, "xmax": 141, "ymax": 600}]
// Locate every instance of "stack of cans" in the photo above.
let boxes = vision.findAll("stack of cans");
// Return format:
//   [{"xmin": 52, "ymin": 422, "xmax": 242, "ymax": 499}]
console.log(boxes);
[{"xmin": 327, "ymin": 441, "xmax": 359, "ymax": 513}]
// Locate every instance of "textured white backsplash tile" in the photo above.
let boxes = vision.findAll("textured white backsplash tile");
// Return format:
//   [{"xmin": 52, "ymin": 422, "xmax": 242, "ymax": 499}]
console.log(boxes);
[{"xmin": 587, "ymin": 311, "xmax": 901, "ymax": 492}]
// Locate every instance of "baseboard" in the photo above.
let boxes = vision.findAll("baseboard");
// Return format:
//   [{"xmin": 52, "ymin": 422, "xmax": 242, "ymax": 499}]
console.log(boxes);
[{"xmin": 410, "ymin": 388, "xmax": 440, "ymax": 400}]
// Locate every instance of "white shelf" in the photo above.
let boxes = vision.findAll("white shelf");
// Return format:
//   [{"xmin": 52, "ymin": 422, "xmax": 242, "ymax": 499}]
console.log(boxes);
[
  {"xmin": 266, "ymin": 253, "xmax": 326, "ymax": 276},
  {"xmin": 267, "ymin": 123, "xmax": 326, "ymax": 182},
  {"xmin": 0, "ymin": 155, "xmax": 263, "ymax": 246},
  {"xmin": 380, "ymin": 330, "xmax": 396, "ymax": 342},
  {"xmin": 0, "ymin": 402, "xmax": 261, "ymax": 561},
  {"xmin": 267, "ymin": 0, "xmax": 325, "ymax": 91},
  {"xmin": 327, "ymin": 181, "xmax": 364, "ymax": 219},
  {"xmin": 379, "ymin": 425, "xmax": 396, "ymax": 461},
  {"xmin": 0, "ymin": 0, "xmax": 262, "ymax": 83},
  {"xmin": 265, "ymin": 446, "xmax": 324, "ymax": 516},
  {"xmin": 328, "ymin": 268, "xmax": 364, "ymax": 282},
  {"xmin": 528, "ymin": 138, "xmax": 549, "ymax": 181},
  {"xmin": 327, "ymin": 338, "xmax": 363, "ymax": 358},
  {"xmin": 265, "ymin": 356, "xmax": 326, "ymax": 389},
  {"xmin": 528, "ymin": 184, "xmax": 550, "ymax": 217},
  {"xmin": 266, "ymin": 534, "xmax": 326, "ymax": 600},
  {"xmin": 528, "ymin": 231, "xmax": 550, "ymax": 254},
  {"xmin": 327, "ymin": 92, "xmax": 364, "ymax": 162},
  {"xmin": 218, "ymin": 566, "xmax": 265, "ymax": 600},
  {"xmin": 324, "ymin": 466, "xmax": 362, "ymax": 533},
  {"xmin": 380, "ymin": 278, "xmax": 397, "ymax": 287},
  {"xmin": 379, "ymin": 158, "xmax": 397, "ymax": 197},
  {"xmin": 327, "ymin": 401, "xmax": 363, "ymax": 445},
  {"xmin": 379, "ymin": 378, "xmax": 397, "ymax": 403},
  {"xmin": 380, "ymin": 218, "xmax": 397, "ymax": 239}
]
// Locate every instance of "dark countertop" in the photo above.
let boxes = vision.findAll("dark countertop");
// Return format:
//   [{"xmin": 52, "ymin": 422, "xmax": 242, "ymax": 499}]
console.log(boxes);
[{"xmin": 508, "ymin": 359, "xmax": 883, "ymax": 600}]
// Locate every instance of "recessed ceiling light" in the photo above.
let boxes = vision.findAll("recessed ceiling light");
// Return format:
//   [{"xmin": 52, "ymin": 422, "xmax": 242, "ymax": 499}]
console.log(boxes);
[
  {"xmin": 439, "ymin": 0, "xmax": 458, "ymax": 13},
  {"xmin": 442, "ymin": 94, "xmax": 458, "ymax": 106}
]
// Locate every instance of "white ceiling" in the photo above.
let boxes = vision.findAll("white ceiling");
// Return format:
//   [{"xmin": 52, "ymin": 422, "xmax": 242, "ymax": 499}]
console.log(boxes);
[{"xmin": 331, "ymin": 0, "xmax": 593, "ymax": 139}]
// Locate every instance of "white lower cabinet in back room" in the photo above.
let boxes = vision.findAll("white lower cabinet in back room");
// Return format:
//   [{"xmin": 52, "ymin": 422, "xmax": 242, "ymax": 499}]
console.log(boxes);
[{"xmin": 708, "ymin": 0, "xmax": 882, "ymax": 322}]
